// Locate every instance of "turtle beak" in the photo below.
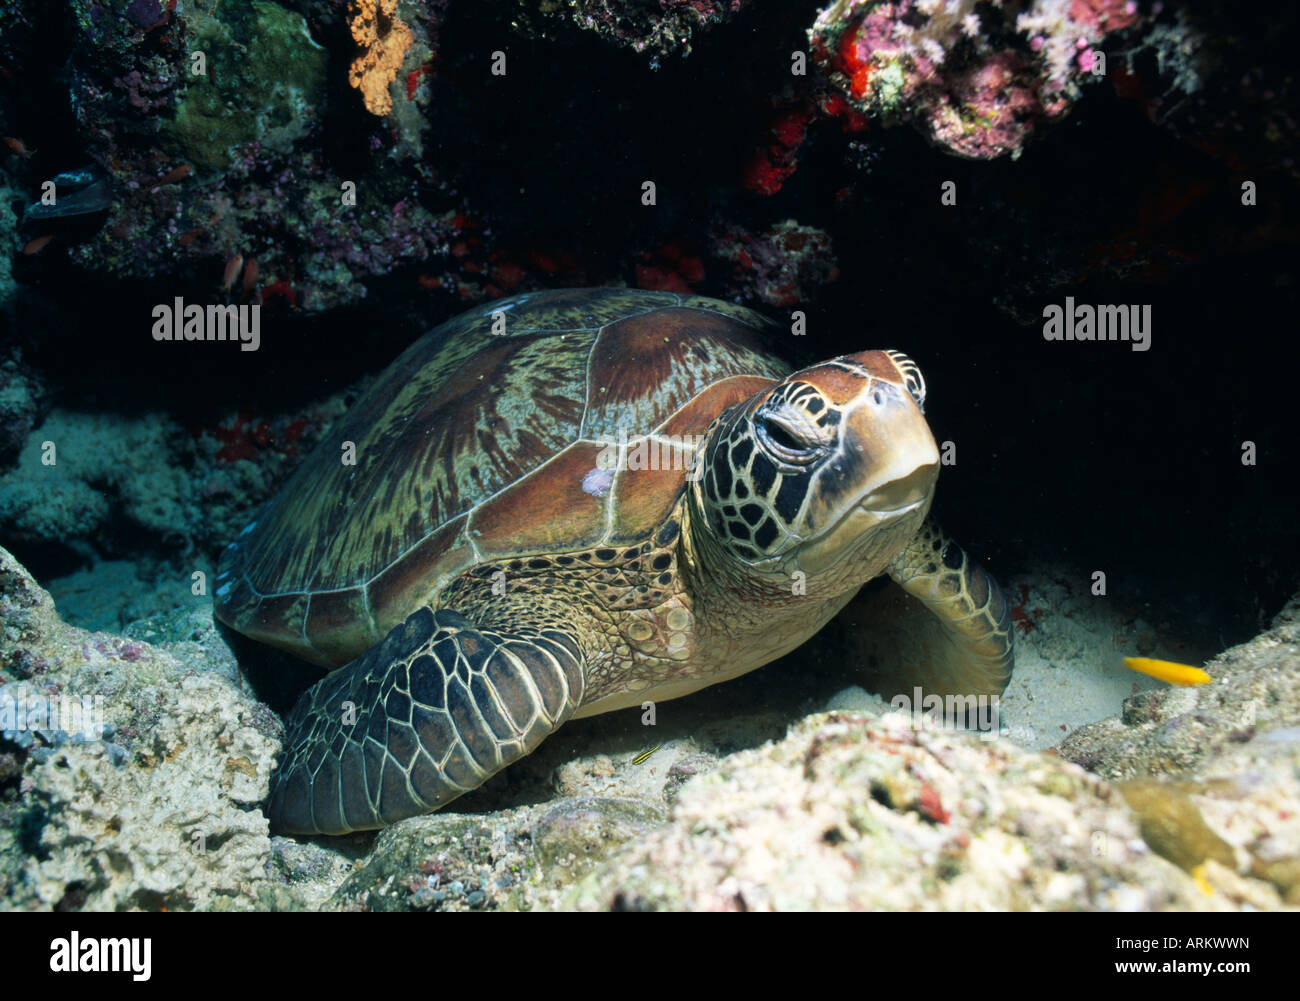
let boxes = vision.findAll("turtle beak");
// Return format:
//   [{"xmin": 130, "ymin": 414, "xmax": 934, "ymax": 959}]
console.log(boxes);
[
  {"xmin": 797, "ymin": 380, "xmax": 939, "ymax": 575},
  {"xmin": 852, "ymin": 382, "xmax": 940, "ymax": 512}
]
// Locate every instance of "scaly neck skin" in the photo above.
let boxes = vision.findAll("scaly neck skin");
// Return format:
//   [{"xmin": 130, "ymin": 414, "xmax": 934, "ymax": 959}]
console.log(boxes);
[{"xmin": 678, "ymin": 476, "xmax": 865, "ymax": 674}]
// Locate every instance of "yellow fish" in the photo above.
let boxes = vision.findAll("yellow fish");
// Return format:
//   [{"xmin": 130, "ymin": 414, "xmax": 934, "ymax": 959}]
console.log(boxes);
[{"xmin": 1124, "ymin": 657, "xmax": 1212, "ymax": 686}]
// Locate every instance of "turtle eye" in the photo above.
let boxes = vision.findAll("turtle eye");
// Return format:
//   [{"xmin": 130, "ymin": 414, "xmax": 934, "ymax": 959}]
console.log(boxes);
[{"xmin": 755, "ymin": 413, "xmax": 823, "ymax": 465}]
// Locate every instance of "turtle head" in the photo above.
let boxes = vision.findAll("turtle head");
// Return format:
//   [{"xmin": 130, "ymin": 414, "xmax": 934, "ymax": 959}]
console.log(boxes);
[{"xmin": 693, "ymin": 350, "xmax": 939, "ymax": 591}]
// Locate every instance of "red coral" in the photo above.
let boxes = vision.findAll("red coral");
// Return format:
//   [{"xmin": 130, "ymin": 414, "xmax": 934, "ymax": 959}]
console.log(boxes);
[
  {"xmin": 635, "ymin": 264, "xmax": 695, "ymax": 293},
  {"xmin": 208, "ymin": 410, "xmax": 318, "ymax": 464},
  {"xmin": 262, "ymin": 279, "xmax": 298, "ymax": 310},
  {"xmin": 636, "ymin": 241, "xmax": 706, "ymax": 292},
  {"xmin": 1009, "ymin": 583, "xmax": 1044, "ymax": 635},
  {"xmin": 490, "ymin": 260, "xmax": 524, "ymax": 291},
  {"xmin": 282, "ymin": 419, "xmax": 310, "ymax": 452},
  {"xmin": 820, "ymin": 93, "xmax": 871, "ymax": 133},
  {"xmin": 405, "ymin": 61, "xmax": 436, "ymax": 100},
  {"xmin": 213, "ymin": 411, "xmax": 257, "ymax": 463},
  {"xmin": 917, "ymin": 783, "xmax": 951, "ymax": 824},
  {"xmin": 835, "ymin": 23, "xmax": 872, "ymax": 100},
  {"xmin": 742, "ymin": 103, "xmax": 813, "ymax": 196}
]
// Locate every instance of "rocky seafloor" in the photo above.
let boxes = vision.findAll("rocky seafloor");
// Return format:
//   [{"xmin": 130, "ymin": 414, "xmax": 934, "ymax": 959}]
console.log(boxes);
[{"xmin": 2, "ymin": 540, "xmax": 1297, "ymax": 912}]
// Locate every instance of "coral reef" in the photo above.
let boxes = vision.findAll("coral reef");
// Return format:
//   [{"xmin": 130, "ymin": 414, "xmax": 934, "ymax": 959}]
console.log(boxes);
[
  {"xmin": 0, "ymin": 547, "xmax": 278, "ymax": 910},
  {"xmin": 4, "ymin": 532, "xmax": 1298, "ymax": 909},
  {"xmin": 0, "ymin": 175, "xmax": 20, "ymax": 307},
  {"xmin": 711, "ymin": 220, "xmax": 838, "ymax": 308},
  {"xmin": 0, "ymin": 395, "xmax": 344, "ymax": 625},
  {"xmin": 348, "ymin": 0, "xmax": 415, "ymax": 116},
  {"xmin": 524, "ymin": 0, "xmax": 753, "ymax": 66},
  {"xmin": 14, "ymin": 672, "xmax": 277, "ymax": 911},
  {"xmin": 0, "ymin": 359, "xmax": 45, "ymax": 471},
  {"xmin": 1049, "ymin": 596, "xmax": 1300, "ymax": 903},
  {"xmin": 328, "ymin": 811, "xmax": 537, "ymax": 911},
  {"xmin": 809, "ymin": 0, "xmax": 1145, "ymax": 158},
  {"xmin": 560, "ymin": 711, "xmax": 1234, "ymax": 910},
  {"xmin": 0, "ymin": 0, "xmax": 1272, "ymax": 325},
  {"xmin": 0, "ymin": 411, "xmax": 185, "ymax": 547},
  {"xmin": 22, "ymin": 0, "xmax": 463, "ymax": 313},
  {"xmin": 1057, "ymin": 593, "xmax": 1300, "ymax": 780}
]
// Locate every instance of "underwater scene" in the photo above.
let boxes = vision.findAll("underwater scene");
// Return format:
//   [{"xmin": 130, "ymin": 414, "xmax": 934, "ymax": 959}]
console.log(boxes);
[{"xmin": 0, "ymin": 0, "xmax": 1297, "ymax": 923}]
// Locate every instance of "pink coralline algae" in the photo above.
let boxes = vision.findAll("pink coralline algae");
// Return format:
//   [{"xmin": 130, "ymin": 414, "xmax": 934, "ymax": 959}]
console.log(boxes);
[
  {"xmin": 809, "ymin": 0, "xmax": 1142, "ymax": 159},
  {"xmin": 112, "ymin": 69, "xmax": 175, "ymax": 113},
  {"xmin": 711, "ymin": 220, "xmax": 839, "ymax": 309}
]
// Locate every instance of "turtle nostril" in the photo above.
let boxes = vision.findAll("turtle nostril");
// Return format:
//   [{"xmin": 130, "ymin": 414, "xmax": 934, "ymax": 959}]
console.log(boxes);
[{"xmin": 872, "ymin": 390, "xmax": 884, "ymax": 406}]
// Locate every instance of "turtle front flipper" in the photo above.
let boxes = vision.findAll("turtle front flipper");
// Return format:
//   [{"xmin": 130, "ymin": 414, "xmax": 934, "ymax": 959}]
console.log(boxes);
[
  {"xmin": 879, "ymin": 519, "xmax": 1014, "ymax": 698},
  {"xmin": 268, "ymin": 607, "xmax": 585, "ymax": 835},
  {"xmin": 840, "ymin": 519, "xmax": 1014, "ymax": 705}
]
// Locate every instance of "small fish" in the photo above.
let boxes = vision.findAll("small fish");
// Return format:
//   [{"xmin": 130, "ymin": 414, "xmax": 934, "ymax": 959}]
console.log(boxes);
[
  {"xmin": 177, "ymin": 227, "xmax": 203, "ymax": 246},
  {"xmin": 241, "ymin": 257, "xmax": 259, "ymax": 295},
  {"xmin": 21, "ymin": 234, "xmax": 54, "ymax": 255},
  {"xmin": 222, "ymin": 253, "xmax": 244, "ymax": 292},
  {"xmin": 151, "ymin": 163, "xmax": 191, "ymax": 191},
  {"xmin": 3, "ymin": 136, "xmax": 35, "ymax": 158},
  {"xmin": 631, "ymin": 744, "xmax": 662, "ymax": 765},
  {"xmin": 1124, "ymin": 657, "xmax": 1212, "ymax": 686}
]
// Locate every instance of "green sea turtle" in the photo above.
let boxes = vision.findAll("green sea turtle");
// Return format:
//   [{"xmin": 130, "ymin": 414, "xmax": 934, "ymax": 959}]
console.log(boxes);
[{"xmin": 214, "ymin": 288, "xmax": 1013, "ymax": 835}]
